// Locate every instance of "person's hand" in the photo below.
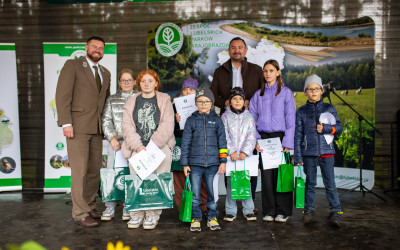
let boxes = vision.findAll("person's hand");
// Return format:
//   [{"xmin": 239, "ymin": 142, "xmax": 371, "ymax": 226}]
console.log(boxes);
[
  {"xmin": 230, "ymin": 152, "xmax": 238, "ymax": 161},
  {"xmin": 244, "ymin": 100, "xmax": 250, "ymax": 108},
  {"xmin": 136, "ymin": 146, "xmax": 146, "ymax": 153},
  {"xmin": 110, "ymin": 138, "xmax": 121, "ymax": 151},
  {"xmin": 183, "ymin": 166, "xmax": 191, "ymax": 177},
  {"xmin": 63, "ymin": 126, "xmax": 74, "ymax": 138},
  {"xmin": 317, "ymin": 121, "xmax": 323, "ymax": 134},
  {"xmin": 239, "ymin": 152, "xmax": 247, "ymax": 160},
  {"xmin": 255, "ymin": 143, "xmax": 263, "ymax": 153},
  {"xmin": 283, "ymin": 147, "xmax": 290, "ymax": 154},
  {"xmin": 224, "ymin": 99, "xmax": 230, "ymax": 107},
  {"xmin": 175, "ymin": 113, "xmax": 181, "ymax": 123},
  {"xmin": 218, "ymin": 163, "xmax": 226, "ymax": 174},
  {"xmin": 297, "ymin": 163, "xmax": 304, "ymax": 166}
]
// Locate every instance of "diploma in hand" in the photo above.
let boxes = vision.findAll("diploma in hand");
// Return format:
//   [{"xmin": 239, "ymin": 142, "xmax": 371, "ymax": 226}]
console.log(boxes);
[{"xmin": 258, "ymin": 137, "xmax": 282, "ymax": 169}]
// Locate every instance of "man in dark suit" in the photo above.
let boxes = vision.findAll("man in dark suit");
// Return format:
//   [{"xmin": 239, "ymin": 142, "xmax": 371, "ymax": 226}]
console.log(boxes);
[{"xmin": 56, "ymin": 36, "xmax": 111, "ymax": 227}]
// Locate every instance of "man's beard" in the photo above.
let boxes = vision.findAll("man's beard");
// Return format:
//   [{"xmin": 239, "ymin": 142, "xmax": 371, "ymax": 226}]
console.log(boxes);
[{"xmin": 87, "ymin": 51, "xmax": 102, "ymax": 62}]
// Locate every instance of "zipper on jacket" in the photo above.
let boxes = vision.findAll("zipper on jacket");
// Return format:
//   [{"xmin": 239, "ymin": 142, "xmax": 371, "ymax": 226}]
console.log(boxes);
[
  {"xmin": 203, "ymin": 114, "xmax": 208, "ymax": 167},
  {"xmin": 314, "ymin": 102, "xmax": 320, "ymax": 156},
  {"xmin": 304, "ymin": 135, "xmax": 307, "ymax": 150}
]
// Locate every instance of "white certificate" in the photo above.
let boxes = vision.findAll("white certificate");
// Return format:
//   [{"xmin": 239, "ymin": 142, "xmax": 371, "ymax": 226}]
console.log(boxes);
[
  {"xmin": 258, "ymin": 138, "xmax": 283, "ymax": 169},
  {"xmin": 174, "ymin": 94, "xmax": 198, "ymax": 130},
  {"xmin": 320, "ymin": 112, "xmax": 336, "ymax": 145},
  {"xmin": 226, "ymin": 155, "xmax": 259, "ymax": 176},
  {"xmin": 114, "ymin": 149, "xmax": 129, "ymax": 168},
  {"xmin": 128, "ymin": 140, "xmax": 166, "ymax": 180}
]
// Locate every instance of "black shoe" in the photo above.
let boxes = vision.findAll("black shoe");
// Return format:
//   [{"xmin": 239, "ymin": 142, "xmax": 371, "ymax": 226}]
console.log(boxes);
[
  {"xmin": 244, "ymin": 213, "xmax": 257, "ymax": 221},
  {"xmin": 303, "ymin": 209, "xmax": 317, "ymax": 223},
  {"xmin": 328, "ymin": 212, "xmax": 342, "ymax": 227},
  {"xmin": 223, "ymin": 214, "xmax": 236, "ymax": 222}
]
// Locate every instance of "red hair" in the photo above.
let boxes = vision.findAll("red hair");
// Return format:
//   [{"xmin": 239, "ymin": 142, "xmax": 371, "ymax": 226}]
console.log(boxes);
[{"xmin": 137, "ymin": 69, "xmax": 161, "ymax": 91}]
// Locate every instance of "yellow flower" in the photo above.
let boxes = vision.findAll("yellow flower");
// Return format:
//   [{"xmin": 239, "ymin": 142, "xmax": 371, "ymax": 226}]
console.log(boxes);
[{"xmin": 107, "ymin": 241, "xmax": 131, "ymax": 250}]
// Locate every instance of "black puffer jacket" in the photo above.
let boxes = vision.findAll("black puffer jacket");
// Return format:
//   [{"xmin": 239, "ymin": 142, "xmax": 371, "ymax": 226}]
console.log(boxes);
[
  {"xmin": 294, "ymin": 100, "xmax": 342, "ymax": 164},
  {"xmin": 181, "ymin": 110, "xmax": 227, "ymax": 167}
]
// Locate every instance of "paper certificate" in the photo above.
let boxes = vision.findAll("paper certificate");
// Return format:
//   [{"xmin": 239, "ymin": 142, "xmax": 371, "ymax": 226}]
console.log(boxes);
[
  {"xmin": 114, "ymin": 149, "xmax": 129, "ymax": 168},
  {"xmin": 320, "ymin": 112, "xmax": 336, "ymax": 145},
  {"xmin": 258, "ymin": 138, "xmax": 283, "ymax": 169},
  {"xmin": 226, "ymin": 155, "xmax": 259, "ymax": 176},
  {"xmin": 128, "ymin": 140, "xmax": 166, "ymax": 180},
  {"xmin": 174, "ymin": 94, "xmax": 198, "ymax": 130}
]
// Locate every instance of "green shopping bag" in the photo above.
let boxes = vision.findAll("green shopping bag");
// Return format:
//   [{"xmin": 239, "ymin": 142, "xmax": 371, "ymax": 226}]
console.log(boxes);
[
  {"xmin": 295, "ymin": 166, "xmax": 305, "ymax": 208},
  {"xmin": 100, "ymin": 153, "xmax": 130, "ymax": 202},
  {"xmin": 230, "ymin": 160, "xmax": 251, "ymax": 200},
  {"xmin": 124, "ymin": 172, "xmax": 174, "ymax": 211},
  {"xmin": 276, "ymin": 153, "xmax": 295, "ymax": 193},
  {"xmin": 179, "ymin": 175, "xmax": 193, "ymax": 222}
]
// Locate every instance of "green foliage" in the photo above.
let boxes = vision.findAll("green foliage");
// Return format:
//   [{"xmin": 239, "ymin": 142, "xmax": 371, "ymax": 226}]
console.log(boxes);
[
  {"xmin": 147, "ymin": 34, "xmax": 208, "ymax": 93},
  {"xmin": 358, "ymin": 33, "xmax": 372, "ymax": 38},
  {"xmin": 283, "ymin": 59, "xmax": 375, "ymax": 92}
]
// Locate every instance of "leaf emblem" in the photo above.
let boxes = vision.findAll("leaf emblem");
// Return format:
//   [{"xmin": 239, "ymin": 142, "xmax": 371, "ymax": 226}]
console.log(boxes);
[{"xmin": 163, "ymin": 27, "xmax": 174, "ymax": 45}]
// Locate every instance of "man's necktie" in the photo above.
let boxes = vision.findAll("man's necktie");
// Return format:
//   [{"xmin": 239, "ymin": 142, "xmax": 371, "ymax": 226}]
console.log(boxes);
[{"xmin": 93, "ymin": 65, "xmax": 101, "ymax": 92}]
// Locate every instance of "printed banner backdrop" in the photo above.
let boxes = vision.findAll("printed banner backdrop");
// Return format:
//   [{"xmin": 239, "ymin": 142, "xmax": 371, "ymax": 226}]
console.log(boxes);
[
  {"xmin": 0, "ymin": 43, "xmax": 22, "ymax": 192},
  {"xmin": 43, "ymin": 43, "xmax": 117, "ymax": 192},
  {"xmin": 148, "ymin": 18, "xmax": 375, "ymax": 191}
]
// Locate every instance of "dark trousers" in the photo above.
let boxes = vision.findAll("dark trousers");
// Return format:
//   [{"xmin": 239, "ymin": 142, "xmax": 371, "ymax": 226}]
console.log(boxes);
[{"xmin": 259, "ymin": 131, "xmax": 293, "ymax": 217}]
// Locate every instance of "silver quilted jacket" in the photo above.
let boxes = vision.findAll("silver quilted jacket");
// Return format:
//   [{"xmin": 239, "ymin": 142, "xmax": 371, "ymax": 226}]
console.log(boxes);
[
  {"xmin": 221, "ymin": 108, "xmax": 257, "ymax": 156},
  {"xmin": 101, "ymin": 91, "xmax": 137, "ymax": 142}
]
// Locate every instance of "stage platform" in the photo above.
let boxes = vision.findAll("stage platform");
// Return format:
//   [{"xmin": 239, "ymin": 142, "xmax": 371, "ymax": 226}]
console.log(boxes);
[{"xmin": 0, "ymin": 188, "xmax": 399, "ymax": 249}]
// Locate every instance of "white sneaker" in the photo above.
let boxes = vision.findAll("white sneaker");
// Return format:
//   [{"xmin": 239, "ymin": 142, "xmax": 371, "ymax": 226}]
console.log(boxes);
[
  {"xmin": 101, "ymin": 207, "xmax": 115, "ymax": 221},
  {"xmin": 275, "ymin": 214, "xmax": 289, "ymax": 223},
  {"xmin": 122, "ymin": 208, "xmax": 130, "ymax": 221},
  {"xmin": 263, "ymin": 215, "xmax": 274, "ymax": 222},
  {"xmin": 143, "ymin": 217, "xmax": 158, "ymax": 230},
  {"xmin": 127, "ymin": 217, "xmax": 143, "ymax": 229}
]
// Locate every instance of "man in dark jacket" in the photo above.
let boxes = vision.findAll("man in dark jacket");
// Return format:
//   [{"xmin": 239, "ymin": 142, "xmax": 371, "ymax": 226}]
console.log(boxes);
[{"xmin": 210, "ymin": 37, "xmax": 264, "ymax": 115}]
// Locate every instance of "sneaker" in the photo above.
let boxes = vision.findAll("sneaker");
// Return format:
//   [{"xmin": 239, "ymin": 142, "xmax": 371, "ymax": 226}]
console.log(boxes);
[
  {"xmin": 244, "ymin": 213, "xmax": 257, "ymax": 221},
  {"xmin": 275, "ymin": 214, "xmax": 289, "ymax": 223},
  {"xmin": 101, "ymin": 207, "xmax": 115, "ymax": 221},
  {"xmin": 223, "ymin": 214, "xmax": 236, "ymax": 222},
  {"xmin": 143, "ymin": 217, "xmax": 158, "ymax": 230},
  {"xmin": 303, "ymin": 209, "xmax": 317, "ymax": 223},
  {"xmin": 127, "ymin": 217, "xmax": 143, "ymax": 229},
  {"xmin": 207, "ymin": 217, "xmax": 221, "ymax": 231},
  {"xmin": 328, "ymin": 211, "xmax": 342, "ymax": 227},
  {"xmin": 122, "ymin": 208, "xmax": 130, "ymax": 221},
  {"xmin": 263, "ymin": 215, "xmax": 274, "ymax": 222},
  {"xmin": 190, "ymin": 219, "xmax": 201, "ymax": 232}
]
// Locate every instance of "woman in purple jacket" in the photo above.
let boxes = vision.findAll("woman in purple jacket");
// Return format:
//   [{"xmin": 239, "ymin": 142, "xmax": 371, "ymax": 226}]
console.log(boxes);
[{"xmin": 249, "ymin": 59, "xmax": 296, "ymax": 223}]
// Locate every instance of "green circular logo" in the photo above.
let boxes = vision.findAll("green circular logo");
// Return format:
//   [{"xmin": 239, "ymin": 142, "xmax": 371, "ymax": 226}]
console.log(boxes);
[
  {"xmin": 56, "ymin": 142, "xmax": 64, "ymax": 151},
  {"xmin": 155, "ymin": 23, "xmax": 184, "ymax": 57},
  {"xmin": 184, "ymin": 99, "xmax": 187, "ymax": 103}
]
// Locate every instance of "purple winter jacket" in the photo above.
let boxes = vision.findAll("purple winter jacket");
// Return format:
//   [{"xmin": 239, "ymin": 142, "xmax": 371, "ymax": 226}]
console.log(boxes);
[{"xmin": 249, "ymin": 82, "xmax": 296, "ymax": 149}]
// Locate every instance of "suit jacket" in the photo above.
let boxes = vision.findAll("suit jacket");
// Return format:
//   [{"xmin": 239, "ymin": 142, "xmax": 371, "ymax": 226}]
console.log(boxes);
[{"xmin": 56, "ymin": 57, "xmax": 111, "ymax": 134}]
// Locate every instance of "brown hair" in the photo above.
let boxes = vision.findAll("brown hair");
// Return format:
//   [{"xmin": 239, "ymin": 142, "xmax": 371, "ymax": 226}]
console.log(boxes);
[
  {"xmin": 260, "ymin": 59, "xmax": 282, "ymax": 96},
  {"xmin": 118, "ymin": 68, "xmax": 136, "ymax": 81},
  {"xmin": 136, "ymin": 69, "xmax": 161, "ymax": 91}
]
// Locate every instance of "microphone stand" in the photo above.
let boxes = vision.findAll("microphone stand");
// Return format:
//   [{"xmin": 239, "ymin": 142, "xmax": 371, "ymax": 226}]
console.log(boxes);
[{"xmin": 328, "ymin": 90, "xmax": 386, "ymax": 202}]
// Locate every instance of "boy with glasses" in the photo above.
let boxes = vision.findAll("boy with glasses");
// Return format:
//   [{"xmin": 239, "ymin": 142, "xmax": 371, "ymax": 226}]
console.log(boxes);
[
  {"xmin": 294, "ymin": 75, "xmax": 343, "ymax": 227},
  {"xmin": 181, "ymin": 88, "xmax": 227, "ymax": 232}
]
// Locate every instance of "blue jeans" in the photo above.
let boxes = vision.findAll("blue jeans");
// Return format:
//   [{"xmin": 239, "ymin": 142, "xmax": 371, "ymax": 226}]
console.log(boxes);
[
  {"xmin": 189, "ymin": 165, "xmax": 219, "ymax": 221},
  {"xmin": 303, "ymin": 157, "xmax": 341, "ymax": 212},
  {"xmin": 225, "ymin": 177, "xmax": 254, "ymax": 216}
]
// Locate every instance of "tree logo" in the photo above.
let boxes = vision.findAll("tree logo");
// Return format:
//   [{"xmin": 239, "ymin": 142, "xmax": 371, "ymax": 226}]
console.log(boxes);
[
  {"xmin": 155, "ymin": 23, "xmax": 184, "ymax": 57},
  {"xmin": 172, "ymin": 145, "xmax": 181, "ymax": 161}
]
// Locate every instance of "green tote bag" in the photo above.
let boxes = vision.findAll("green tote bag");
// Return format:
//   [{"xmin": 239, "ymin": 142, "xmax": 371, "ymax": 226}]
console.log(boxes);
[
  {"xmin": 230, "ymin": 160, "xmax": 251, "ymax": 200},
  {"xmin": 179, "ymin": 175, "xmax": 193, "ymax": 222},
  {"xmin": 276, "ymin": 153, "xmax": 295, "ymax": 193},
  {"xmin": 124, "ymin": 172, "xmax": 174, "ymax": 211},
  {"xmin": 295, "ymin": 166, "xmax": 305, "ymax": 208},
  {"xmin": 100, "ymin": 153, "xmax": 130, "ymax": 202}
]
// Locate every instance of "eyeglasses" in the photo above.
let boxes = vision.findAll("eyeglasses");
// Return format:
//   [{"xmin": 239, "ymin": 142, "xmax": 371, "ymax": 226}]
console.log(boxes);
[
  {"xmin": 120, "ymin": 79, "xmax": 134, "ymax": 84},
  {"xmin": 306, "ymin": 87, "xmax": 322, "ymax": 92},
  {"xmin": 196, "ymin": 101, "xmax": 212, "ymax": 105}
]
